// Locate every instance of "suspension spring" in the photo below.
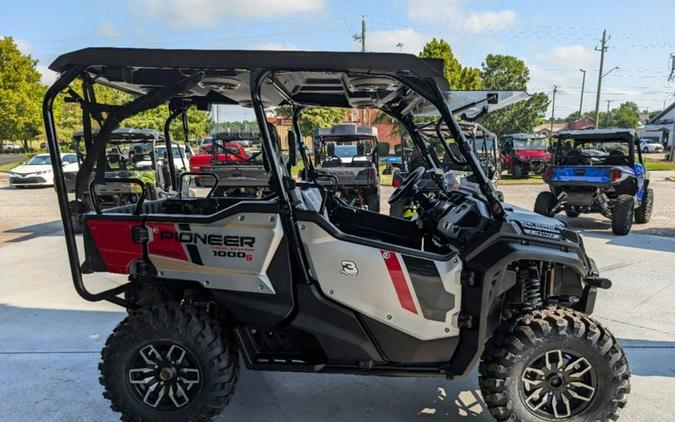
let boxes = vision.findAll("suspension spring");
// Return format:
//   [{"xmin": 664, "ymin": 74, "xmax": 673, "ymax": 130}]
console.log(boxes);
[{"xmin": 520, "ymin": 264, "xmax": 543, "ymax": 311}]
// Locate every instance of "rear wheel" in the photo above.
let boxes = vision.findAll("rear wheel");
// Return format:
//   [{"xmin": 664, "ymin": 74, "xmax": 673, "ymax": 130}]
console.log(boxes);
[
  {"xmin": 534, "ymin": 191, "xmax": 556, "ymax": 217},
  {"xmin": 611, "ymin": 194, "xmax": 634, "ymax": 235},
  {"xmin": 479, "ymin": 307, "xmax": 630, "ymax": 422},
  {"xmin": 366, "ymin": 191, "xmax": 380, "ymax": 213},
  {"xmin": 99, "ymin": 302, "xmax": 238, "ymax": 422},
  {"xmin": 635, "ymin": 188, "xmax": 654, "ymax": 224}
]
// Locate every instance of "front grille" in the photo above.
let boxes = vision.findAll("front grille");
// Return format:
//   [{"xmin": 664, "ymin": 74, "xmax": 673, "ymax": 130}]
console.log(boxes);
[{"xmin": 10, "ymin": 176, "xmax": 46, "ymax": 184}]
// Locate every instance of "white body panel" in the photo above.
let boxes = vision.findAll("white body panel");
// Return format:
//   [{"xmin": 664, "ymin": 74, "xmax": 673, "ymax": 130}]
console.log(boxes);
[
  {"xmin": 146, "ymin": 213, "xmax": 282, "ymax": 294},
  {"xmin": 299, "ymin": 221, "xmax": 462, "ymax": 341}
]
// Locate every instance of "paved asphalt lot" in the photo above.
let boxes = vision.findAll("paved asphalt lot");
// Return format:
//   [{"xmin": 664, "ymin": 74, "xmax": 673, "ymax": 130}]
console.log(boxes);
[{"xmin": 1, "ymin": 172, "xmax": 674, "ymax": 421}]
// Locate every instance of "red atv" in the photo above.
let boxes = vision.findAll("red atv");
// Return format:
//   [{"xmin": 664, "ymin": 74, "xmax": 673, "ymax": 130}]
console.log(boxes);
[{"xmin": 500, "ymin": 133, "xmax": 551, "ymax": 178}]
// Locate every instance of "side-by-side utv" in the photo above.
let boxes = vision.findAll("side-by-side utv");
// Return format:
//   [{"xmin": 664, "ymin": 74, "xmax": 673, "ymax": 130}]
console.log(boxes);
[
  {"xmin": 535, "ymin": 129, "xmax": 653, "ymax": 235},
  {"xmin": 44, "ymin": 48, "xmax": 629, "ymax": 422},
  {"xmin": 313, "ymin": 123, "xmax": 380, "ymax": 212}
]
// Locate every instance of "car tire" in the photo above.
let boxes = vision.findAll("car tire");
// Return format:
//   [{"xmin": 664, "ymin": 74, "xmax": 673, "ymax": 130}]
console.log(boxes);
[
  {"xmin": 534, "ymin": 191, "xmax": 556, "ymax": 217},
  {"xmin": 479, "ymin": 306, "xmax": 630, "ymax": 422},
  {"xmin": 611, "ymin": 194, "xmax": 634, "ymax": 235},
  {"xmin": 635, "ymin": 188, "xmax": 654, "ymax": 224},
  {"xmin": 99, "ymin": 302, "xmax": 239, "ymax": 422},
  {"xmin": 511, "ymin": 164, "xmax": 524, "ymax": 178}
]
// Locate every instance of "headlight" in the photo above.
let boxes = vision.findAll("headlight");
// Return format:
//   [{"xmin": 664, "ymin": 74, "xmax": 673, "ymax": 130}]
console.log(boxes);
[{"xmin": 36, "ymin": 170, "xmax": 51, "ymax": 175}]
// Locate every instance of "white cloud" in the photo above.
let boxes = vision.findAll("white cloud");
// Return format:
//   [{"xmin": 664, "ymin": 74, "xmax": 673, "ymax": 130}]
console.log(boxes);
[
  {"xmin": 407, "ymin": 0, "xmax": 517, "ymax": 32},
  {"xmin": 15, "ymin": 39, "xmax": 57, "ymax": 85},
  {"xmin": 463, "ymin": 10, "xmax": 517, "ymax": 32},
  {"xmin": 368, "ymin": 28, "xmax": 427, "ymax": 54},
  {"xmin": 99, "ymin": 21, "xmax": 121, "ymax": 38},
  {"xmin": 132, "ymin": 0, "xmax": 326, "ymax": 30},
  {"xmin": 37, "ymin": 64, "xmax": 58, "ymax": 86},
  {"xmin": 249, "ymin": 41, "xmax": 299, "ymax": 51},
  {"xmin": 538, "ymin": 45, "xmax": 595, "ymax": 66}
]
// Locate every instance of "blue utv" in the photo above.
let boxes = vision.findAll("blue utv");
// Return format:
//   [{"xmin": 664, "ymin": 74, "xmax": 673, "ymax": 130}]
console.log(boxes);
[{"xmin": 534, "ymin": 129, "xmax": 653, "ymax": 235}]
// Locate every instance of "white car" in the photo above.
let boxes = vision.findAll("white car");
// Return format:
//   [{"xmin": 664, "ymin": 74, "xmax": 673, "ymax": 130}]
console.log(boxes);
[
  {"xmin": 9, "ymin": 153, "xmax": 79, "ymax": 187},
  {"xmin": 155, "ymin": 143, "xmax": 193, "ymax": 171},
  {"xmin": 640, "ymin": 139, "xmax": 664, "ymax": 153}
]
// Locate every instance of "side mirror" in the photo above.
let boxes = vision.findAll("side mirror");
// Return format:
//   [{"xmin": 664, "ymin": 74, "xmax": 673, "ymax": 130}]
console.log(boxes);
[{"xmin": 287, "ymin": 130, "xmax": 297, "ymax": 166}]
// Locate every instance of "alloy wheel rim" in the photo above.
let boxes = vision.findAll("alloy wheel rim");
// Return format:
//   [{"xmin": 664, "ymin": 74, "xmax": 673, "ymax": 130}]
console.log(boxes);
[
  {"xmin": 127, "ymin": 342, "xmax": 202, "ymax": 411},
  {"xmin": 520, "ymin": 349, "xmax": 597, "ymax": 419}
]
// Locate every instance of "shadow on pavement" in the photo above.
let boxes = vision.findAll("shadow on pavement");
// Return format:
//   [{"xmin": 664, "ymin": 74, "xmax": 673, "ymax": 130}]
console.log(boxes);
[
  {"xmin": 580, "ymin": 230, "xmax": 675, "ymax": 253},
  {"xmin": 619, "ymin": 338, "xmax": 675, "ymax": 378},
  {"xmin": 3, "ymin": 220, "xmax": 63, "ymax": 243}
]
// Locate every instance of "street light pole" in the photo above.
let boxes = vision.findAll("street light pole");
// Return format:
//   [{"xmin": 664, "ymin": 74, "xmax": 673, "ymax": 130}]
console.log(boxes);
[{"xmin": 579, "ymin": 69, "xmax": 586, "ymax": 116}]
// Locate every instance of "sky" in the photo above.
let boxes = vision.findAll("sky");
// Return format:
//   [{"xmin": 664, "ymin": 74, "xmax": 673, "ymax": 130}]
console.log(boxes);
[{"xmin": 2, "ymin": 0, "xmax": 675, "ymax": 121}]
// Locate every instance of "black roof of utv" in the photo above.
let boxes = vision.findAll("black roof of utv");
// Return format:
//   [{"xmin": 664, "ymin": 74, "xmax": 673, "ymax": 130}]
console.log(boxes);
[
  {"xmin": 48, "ymin": 48, "xmax": 448, "ymax": 109},
  {"xmin": 556, "ymin": 129, "xmax": 638, "ymax": 143},
  {"xmin": 73, "ymin": 127, "xmax": 163, "ymax": 141}
]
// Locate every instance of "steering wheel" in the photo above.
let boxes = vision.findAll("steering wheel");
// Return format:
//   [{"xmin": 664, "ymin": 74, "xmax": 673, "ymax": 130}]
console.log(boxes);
[{"xmin": 388, "ymin": 166, "xmax": 425, "ymax": 205}]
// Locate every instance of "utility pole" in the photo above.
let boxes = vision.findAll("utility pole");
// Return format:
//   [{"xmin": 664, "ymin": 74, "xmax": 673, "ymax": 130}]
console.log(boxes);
[
  {"xmin": 605, "ymin": 100, "xmax": 614, "ymax": 128},
  {"xmin": 594, "ymin": 29, "xmax": 609, "ymax": 129},
  {"xmin": 550, "ymin": 85, "xmax": 559, "ymax": 132},
  {"xmin": 353, "ymin": 16, "xmax": 366, "ymax": 52},
  {"xmin": 579, "ymin": 69, "xmax": 586, "ymax": 117}
]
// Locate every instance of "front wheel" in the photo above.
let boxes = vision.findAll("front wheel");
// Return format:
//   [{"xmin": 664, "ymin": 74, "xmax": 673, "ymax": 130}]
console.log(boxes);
[
  {"xmin": 366, "ymin": 191, "xmax": 380, "ymax": 213},
  {"xmin": 99, "ymin": 302, "xmax": 239, "ymax": 422},
  {"xmin": 534, "ymin": 191, "xmax": 556, "ymax": 217},
  {"xmin": 479, "ymin": 307, "xmax": 630, "ymax": 422},
  {"xmin": 511, "ymin": 164, "xmax": 525, "ymax": 178}
]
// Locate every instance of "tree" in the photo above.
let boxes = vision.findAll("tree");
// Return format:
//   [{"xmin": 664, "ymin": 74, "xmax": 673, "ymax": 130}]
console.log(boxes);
[
  {"xmin": 609, "ymin": 101, "xmax": 640, "ymax": 128},
  {"xmin": 419, "ymin": 38, "xmax": 481, "ymax": 90},
  {"xmin": 276, "ymin": 106, "xmax": 349, "ymax": 136},
  {"xmin": 477, "ymin": 54, "xmax": 550, "ymax": 136},
  {"xmin": 52, "ymin": 81, "xmax": 213, "ymax": 145},
  {"xmin": 0, "ymin": 36, "xmax": 45, "ymax": 152}
]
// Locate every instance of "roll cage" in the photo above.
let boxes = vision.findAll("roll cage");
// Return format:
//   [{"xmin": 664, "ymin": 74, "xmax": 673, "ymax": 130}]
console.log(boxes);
[
  {"xmin": 553, "ymin": 129, "xmax": 642, "ymax": 167},
  {"xmin": 43, "ymin": 48, "xmax": 503, "ymax": 306}
]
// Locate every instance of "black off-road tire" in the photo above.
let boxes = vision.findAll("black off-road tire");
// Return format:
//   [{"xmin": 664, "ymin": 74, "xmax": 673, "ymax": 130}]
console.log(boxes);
[
  {"xmin": 634, "ymin": 188, "xmax": 654, "ymax": 224},
  {"xmin": 565, "ymin": 209, "xmax": 580, "ymax": 218},
  {"xmin": 366, "ymin": 192, "xmax": 380, "ymax": 213},
  {"xmin": 479, "ymin": 306, "xmax": 630, "ymax": 422},
  {"xmin": 534, "ymin": 191, "xmax": 556, "ymax": 217},
  {"xmin": 99, "ymin": 302, "xmax": 239, "ymax": 422},
  {"xmin": 511, "ymin": 164, "xmax": 524, "ymax": 178},
  {"xmin": 611, "ymin": 194, "xmax": 634, "ymax": 235}
]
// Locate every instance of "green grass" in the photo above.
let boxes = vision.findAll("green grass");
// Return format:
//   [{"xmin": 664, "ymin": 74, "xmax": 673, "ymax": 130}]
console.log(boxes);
[
  {"xmin": 498, "ymin": 174, "xmax": 546, "ymax": 185},
  {"xmin": 0, "ymin": 161, "xmax": 21, "ymax": 172},
  {"xmin": 644, "ymin": 158, "xmax": 675, "ymax": 171}
]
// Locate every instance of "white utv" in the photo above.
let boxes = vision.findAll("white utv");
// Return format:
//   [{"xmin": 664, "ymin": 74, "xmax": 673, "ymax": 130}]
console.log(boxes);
[{"xmin": 43, "ymin": 48, "xmax": 629, "ymax": 422}]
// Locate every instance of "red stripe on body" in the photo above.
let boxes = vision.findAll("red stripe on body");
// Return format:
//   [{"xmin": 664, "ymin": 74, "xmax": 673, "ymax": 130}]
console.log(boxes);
[
  {"xmin": 146, "ymin": 222, "xmax": 187, "ymax": 261},
  {"xmin": 381, "ymin": 250, "xmax": 417, "ymax": 314}
]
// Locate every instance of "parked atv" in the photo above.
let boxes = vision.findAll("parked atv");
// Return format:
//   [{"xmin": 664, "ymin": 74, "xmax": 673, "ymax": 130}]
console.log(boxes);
[
  {"xmin": 501, "ymin": 133, "xmax": 551, "ymax": 178},
  {"xmin": 189, "ymin": 131, "xmax": 270, "ymax": 197},
  {"xmin": 64, "ymin": 128, "xmax": 170, "ymax": 232},
  {"xmin": 313, "ymin": 123, "xmax": 380, "ymax": 212},
  {"xmin": 44, "ymin": 48, "xmax": 629, "ymax": 422},
  {"xmin": 535, "ymin": 129, "xmax": 653, "ymax": 235}
]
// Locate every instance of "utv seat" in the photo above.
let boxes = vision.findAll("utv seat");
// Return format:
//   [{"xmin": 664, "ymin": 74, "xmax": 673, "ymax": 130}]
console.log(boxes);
[
  {"xmin": 604, "ymin": 150, "xmax": 629, "ymax": 166},
  {"xmin": 562, "ymin": 150, "xmax": 590, "ymax": 165}
]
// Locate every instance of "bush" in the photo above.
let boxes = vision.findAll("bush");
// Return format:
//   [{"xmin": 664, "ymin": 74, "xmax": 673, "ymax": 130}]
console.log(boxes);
[{"xmin": 377, "ymin": 142, "xmax": 390, "ymax": 155}]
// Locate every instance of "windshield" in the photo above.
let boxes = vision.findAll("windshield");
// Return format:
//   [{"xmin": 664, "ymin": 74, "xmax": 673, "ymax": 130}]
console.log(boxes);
[
  {"xmin": 26, "ymin": 155, "xmax": 51, "ymax": 165},
  {"xmin": 334, "ymin": 145, "xmax": 358, "ymax": 158},
  {"xmin": 513, "ymin": 138, "xmax": 547, "ymax": 150}
]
